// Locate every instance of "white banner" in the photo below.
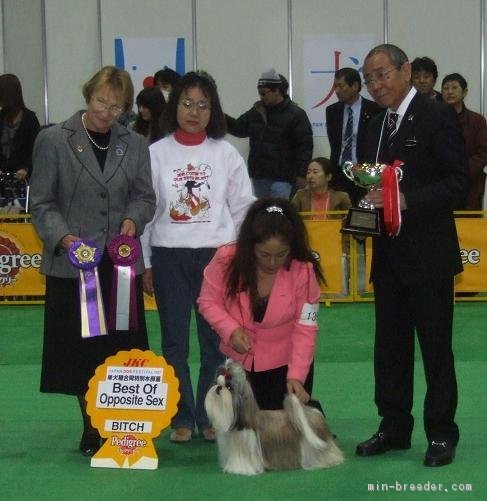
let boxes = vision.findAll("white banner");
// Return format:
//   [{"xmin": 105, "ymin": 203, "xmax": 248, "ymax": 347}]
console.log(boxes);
[
  {"xmin": 114, "ymin": 36, "xmax": 185, "ymax": 99},
  {"xmin": 303, "ymin": 35, "xmax": 377, "ymax": 137}
]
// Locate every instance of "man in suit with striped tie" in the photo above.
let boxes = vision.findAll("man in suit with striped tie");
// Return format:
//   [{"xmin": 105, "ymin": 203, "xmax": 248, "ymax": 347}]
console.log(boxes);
[
  {"xmin": 355, "ymin": 44, "xmax": 468, "ymax": 468},
  {"xmin": 326, "ymin": 68, "xmax": 381, "ymax": 205}
]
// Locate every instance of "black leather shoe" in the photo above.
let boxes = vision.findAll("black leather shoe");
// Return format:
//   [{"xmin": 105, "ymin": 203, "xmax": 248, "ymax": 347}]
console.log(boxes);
[
  {"xmin": 424, "ymin": 441, "xmax": 456, "ymax": 467},
  {"xmin": 356, "ymin": 432, "xmax": 411, "ymax": 456},
  {"xmin": 79, "ymin": 431, "xmax": 101, "ymax": 456}
]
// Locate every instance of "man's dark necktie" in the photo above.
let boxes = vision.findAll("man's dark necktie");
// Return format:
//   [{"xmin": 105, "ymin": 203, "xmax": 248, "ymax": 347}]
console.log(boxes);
[
  {"xmin": 386, "ymin": 112, "xmax": 399, "ymax": 148},
  {"xmin": 341, "ymin": 107, "xmax": 354, "ymax": 163}
]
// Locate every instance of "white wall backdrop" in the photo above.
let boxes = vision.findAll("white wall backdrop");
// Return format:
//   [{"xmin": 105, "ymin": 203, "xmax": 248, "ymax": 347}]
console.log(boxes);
[
  {"xmin": 196, "ymin": 0, "xmax": 289, "ymax": 157},
  {"xmin": 2, "ymin": 0, "xmax": 44, "ymax": 123},
  {"xmin": 0, "ymin": 2, "xmax": 4, "ymax": 74},
  {"xmin": 1, "ymin": 0, "xmax": 486, "ymax": 159},
  {"xmin": 45, "ymin": 0, "xmax": 100, "ymax": 123},
  {"xmin": 389, "ymin": 0, "xmax": 482, "ymax": 114},
  {"xmin": 99, "ymin": 0, "xmax": 193, "ymax": 69}
]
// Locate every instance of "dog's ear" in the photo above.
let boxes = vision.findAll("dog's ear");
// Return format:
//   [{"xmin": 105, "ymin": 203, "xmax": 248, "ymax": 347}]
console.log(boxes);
[
  {"xmin": 231, "ymin": 380, "xmax": 259, "ymax": 430},
  {"xmin": 232, "ymin": 393, "xmax": 245, "ymax": 430},
  {"xmin": 229, "ymin": 379, "xmax": 249, "ymax": 431}
]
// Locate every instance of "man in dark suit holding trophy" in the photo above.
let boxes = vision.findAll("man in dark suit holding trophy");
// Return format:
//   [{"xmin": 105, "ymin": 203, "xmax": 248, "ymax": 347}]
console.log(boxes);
[{"xmin": 355, "ymin": 44, "xmax": 468, "ymax": 467}]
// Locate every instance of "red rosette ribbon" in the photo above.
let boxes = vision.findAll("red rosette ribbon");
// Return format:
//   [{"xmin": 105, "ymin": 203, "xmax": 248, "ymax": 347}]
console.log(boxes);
[
  {"xmin": 107, "ymin": 235, "xmax": 141, "ymax": 331},
  {"xmin": 382, "ymin": 160, "xmax": 404, "ymax": 237}
]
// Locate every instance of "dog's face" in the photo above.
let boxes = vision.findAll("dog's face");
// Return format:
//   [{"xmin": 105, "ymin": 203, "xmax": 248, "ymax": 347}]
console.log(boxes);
[
  {"xmin": 205, "ymin": 360, "xmax": 257, "ymax": 431},
  {"xmin": 205, "ymin": 372, "xmax": 236, "ymax": 432}
]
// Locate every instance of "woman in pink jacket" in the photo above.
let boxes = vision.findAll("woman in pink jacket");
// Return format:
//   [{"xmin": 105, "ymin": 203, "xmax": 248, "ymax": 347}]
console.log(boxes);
[{"xmin": 198, "ymin": 198, "xmax": 325, "ymax": 410}]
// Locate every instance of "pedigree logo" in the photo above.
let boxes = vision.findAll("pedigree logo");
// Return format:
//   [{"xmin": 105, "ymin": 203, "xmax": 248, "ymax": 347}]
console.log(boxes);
[
  {"xmin": 0, "ymin": 232, "xmax": 42, "ymax": 287},
  {"xmin": 111, "ymin": 434, "xmax": 147, "ymax": 456},
  {"xmin": 460, "ymin": 248, "xmax": 480, "ymax": 265}
]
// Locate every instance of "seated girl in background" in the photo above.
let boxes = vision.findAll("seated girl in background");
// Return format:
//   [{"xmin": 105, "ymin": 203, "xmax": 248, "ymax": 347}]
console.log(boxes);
[
  {"xmin": 132, "ymin": 87, "xmax": 165, "ymax": 144},
  {"xmin": 292, "ymin": 156, "xmax": 352, "ymax": 296},
  {"xmin": 198, "ymin": 198, "xmax": 325, "ymax": 410},
  {"xmin": 291, "ymin": 157, "xmax": 351, "ymax": 218}
]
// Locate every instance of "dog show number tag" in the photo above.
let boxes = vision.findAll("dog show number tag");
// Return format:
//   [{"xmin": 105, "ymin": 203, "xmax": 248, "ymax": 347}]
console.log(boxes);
[{"xmin": 299, "ymin": 302, "xmax": 319, "ymax": 326}]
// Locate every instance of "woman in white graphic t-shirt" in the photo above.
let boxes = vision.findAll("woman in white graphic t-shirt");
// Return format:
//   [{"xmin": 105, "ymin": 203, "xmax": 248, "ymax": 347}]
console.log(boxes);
[{"xmin": 141, "ymin": 70, "xmax": 255, "ymax": 443}]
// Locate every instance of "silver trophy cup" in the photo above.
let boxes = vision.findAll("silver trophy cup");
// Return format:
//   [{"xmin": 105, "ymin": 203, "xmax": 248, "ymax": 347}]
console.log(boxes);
[{"xmin": 341, "ymin": 161, "xmax": 403, "ymax": 236}]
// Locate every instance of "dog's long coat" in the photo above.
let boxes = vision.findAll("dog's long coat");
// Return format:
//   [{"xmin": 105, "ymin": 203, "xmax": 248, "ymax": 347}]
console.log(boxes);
[{"xmin": 205, "ymin": 360, "xmax": 344, "ymax": 475}]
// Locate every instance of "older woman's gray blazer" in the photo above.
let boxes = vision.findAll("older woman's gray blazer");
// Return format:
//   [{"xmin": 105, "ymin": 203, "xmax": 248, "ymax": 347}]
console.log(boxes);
[{"xmin": 30, "ymin": 111, "xmax": 156, "ymax": 278}]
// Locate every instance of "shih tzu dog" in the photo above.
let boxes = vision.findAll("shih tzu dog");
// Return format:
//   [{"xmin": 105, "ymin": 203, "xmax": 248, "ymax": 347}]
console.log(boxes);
[{"xmin": 204, "ymin": 360, "xmax": 344, "ymax": 475}]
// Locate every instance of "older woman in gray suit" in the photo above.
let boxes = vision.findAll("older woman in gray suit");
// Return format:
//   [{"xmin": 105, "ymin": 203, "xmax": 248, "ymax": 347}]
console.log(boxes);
[{"xmin": 29, "ymin": 66, "xmax": 156, "ymax": 457}]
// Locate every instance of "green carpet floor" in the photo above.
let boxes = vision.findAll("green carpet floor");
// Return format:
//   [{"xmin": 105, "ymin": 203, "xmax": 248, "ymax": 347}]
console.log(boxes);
[{"xmin": 1, "ymin": 303, "xmax": 486, "ymax": 500}]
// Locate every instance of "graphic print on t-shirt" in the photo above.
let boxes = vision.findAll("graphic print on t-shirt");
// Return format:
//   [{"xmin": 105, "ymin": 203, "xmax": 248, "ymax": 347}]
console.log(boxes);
[{"xmin": 169, "ymin": 163, "xmax": 212, "ymax": 222}]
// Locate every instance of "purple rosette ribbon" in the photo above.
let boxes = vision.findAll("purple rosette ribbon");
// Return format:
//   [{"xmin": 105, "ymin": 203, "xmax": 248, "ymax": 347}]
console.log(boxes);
[
  {"xmin": 68, "ymin": 240, "xmax": 107, "ymax": 338},
  {"xmin": 107, "ymin": 235, "xmax": 141, "ymax": 332}
]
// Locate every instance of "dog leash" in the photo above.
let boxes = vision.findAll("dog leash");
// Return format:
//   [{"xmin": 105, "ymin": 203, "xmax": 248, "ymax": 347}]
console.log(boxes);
[{"xmin": 242, "ymin": 350, "xmax": 250, "ymax": 366}]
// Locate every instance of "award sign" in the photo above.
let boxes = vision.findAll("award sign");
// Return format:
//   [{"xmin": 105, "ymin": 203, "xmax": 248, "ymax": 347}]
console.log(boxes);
[
  {"xmin": 85, "ymin": 349, "xmax": 180, "ymax": 470},
  {"xmin": 341, "ymin": 161, "xmax": 403, "ymax": 237}
]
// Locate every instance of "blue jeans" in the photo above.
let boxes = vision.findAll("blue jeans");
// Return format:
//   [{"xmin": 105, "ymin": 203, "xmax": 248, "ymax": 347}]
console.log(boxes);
[
  {"xmin": 252, "ymin": 178, "xmax": 293, "ymax": 199},
  {"xmin": 151, "ymin": 247, "xmax": 224, "ymax": 431}
]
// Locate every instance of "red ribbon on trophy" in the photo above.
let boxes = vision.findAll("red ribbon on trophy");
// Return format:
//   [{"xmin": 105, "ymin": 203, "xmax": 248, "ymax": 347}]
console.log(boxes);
[
  {"xmin": 68, "ymin": 240, "xmax": 107, "ymax": 338},
  {"xmin": 107, "ymin": 235, "xmax": 141, "ymax": 331},
  {"xmin": 382, "ymin": 160, "xmax": 404, "ymax": 237}
]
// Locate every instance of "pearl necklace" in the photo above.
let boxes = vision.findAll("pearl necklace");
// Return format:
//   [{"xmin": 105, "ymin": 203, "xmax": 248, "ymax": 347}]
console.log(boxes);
[{"xmin": 81, "ymin": 113, "xmax": 110, "ymax": 151}]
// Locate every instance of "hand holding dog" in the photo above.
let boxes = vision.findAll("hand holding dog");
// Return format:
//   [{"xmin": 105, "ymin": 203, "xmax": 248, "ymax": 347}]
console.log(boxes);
[
  {"xmin": 230, "ymin": 328, "xmax": 252, "ymax": 354},
  {"xmin": 287, "ymin": 378, "xmax": 310, "ymax": 404}
]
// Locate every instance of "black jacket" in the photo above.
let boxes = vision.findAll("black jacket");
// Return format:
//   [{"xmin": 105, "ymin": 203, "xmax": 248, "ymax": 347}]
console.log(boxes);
[
  {"xmin": 365, "ymin": 92, "xmax": 468, "ymax": 284},
  {"xmin": 0, "ymin": 108, "xmax": 40, "ymax": 175},
  {"xmin": 226, "ymin": 97, "xmax": 313, "ymax": 183}
]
